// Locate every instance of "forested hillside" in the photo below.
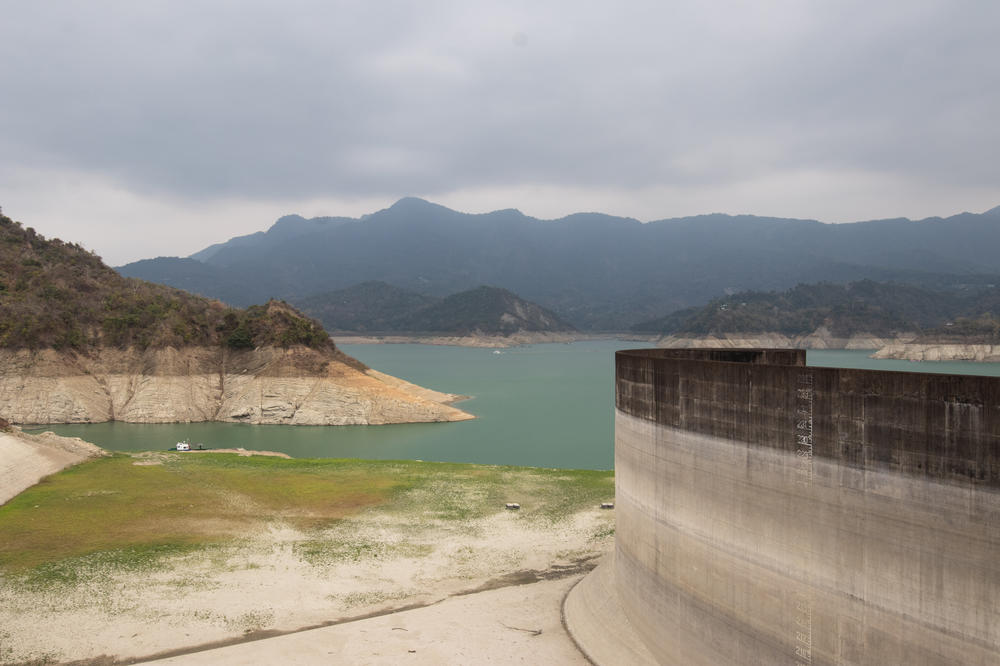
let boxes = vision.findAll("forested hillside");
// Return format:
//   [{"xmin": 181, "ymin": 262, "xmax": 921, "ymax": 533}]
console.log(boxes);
[
  {"xmin": 632, "ymin": 280, "xmax": 1000, "ymax": 338},
  {"xmin": 0, "ymin": 212, "xmax": 330, "ymax": 351},
  {"xmin": 296, "ymin": 282, "xmax": 574, "ymax": 335}
]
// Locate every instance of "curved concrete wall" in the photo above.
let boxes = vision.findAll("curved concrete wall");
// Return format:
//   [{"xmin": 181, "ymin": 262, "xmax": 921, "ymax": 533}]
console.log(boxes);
[{"xmin": 572, "ymin": 349, "xmax": 1000, "ymax": 665}]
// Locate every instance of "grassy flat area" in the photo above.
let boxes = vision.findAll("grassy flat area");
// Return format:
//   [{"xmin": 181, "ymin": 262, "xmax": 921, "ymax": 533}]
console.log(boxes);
[{"xmin": 0, "ymin": 453, "xmax": 614, "ymax": 576}]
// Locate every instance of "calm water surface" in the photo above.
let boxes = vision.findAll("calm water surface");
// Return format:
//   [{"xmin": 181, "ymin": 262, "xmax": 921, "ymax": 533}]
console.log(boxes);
[
  {"xmin": 32, "ymin": 345, "xmax": 1000, "ymax": 469},
  {"xmin": 37, "ymin": 341, "xmax": 650, "ymax": 470}
]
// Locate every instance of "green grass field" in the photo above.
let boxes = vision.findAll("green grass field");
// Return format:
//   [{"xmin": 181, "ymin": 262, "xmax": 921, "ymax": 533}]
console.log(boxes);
[{"xmin": 0, "ymin": 453, "xmax": 614, "ymax": 577}]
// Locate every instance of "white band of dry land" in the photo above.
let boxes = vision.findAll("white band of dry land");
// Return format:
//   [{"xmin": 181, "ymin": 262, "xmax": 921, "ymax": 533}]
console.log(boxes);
[{"xmin": 0, "ymin": 429, "xmax": 106, "ymax": 505}]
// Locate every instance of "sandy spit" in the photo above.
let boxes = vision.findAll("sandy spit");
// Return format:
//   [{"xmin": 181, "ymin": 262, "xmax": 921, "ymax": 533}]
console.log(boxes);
[{"xmin": 0, "ymin": 428, "xmax": 106, "ymax": 506}]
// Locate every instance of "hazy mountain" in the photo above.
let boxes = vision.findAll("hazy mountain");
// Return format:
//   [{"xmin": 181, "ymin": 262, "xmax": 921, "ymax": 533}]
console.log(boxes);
[
  {"xmin": 387, "ymin": 286, "xmax": 575, "ymax": 335},
  {"xmin": 295, "ymin": 282, "xmax": 574, "ymax": 335},
  {"xmin": 632, "ymin": 280, "xmax": 1000, "ymax": 338},
  {"xmin": 117, "ymin": 198, "xmax": 1000, "ymax": 330},
  {"xmin": 295, "ymin": 281, "xmax": 437, "ymax": 332}
]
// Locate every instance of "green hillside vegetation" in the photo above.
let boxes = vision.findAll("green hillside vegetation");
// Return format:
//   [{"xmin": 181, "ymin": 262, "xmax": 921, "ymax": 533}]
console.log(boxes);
[
  {"xmin": 391, "ymin": 285, "xmax": 574, "ymax": 335},
  {"xmin": 296, "ymin": 281, "xmax": 437, "ymax": 332},
  {"xmin": 0, "ymin": 212, "xmax": 331, "ymax": 351},
  {"xmin": 917, "ymin": 315, "xmax": 1000, "ymax": 343},
  {"xmin": 297, "ymin": 283, "xmax": 575, "ymax": 335},
  {"xmin": 633, "ymin": 280, "xmax": 1000, "ymax": 338}
]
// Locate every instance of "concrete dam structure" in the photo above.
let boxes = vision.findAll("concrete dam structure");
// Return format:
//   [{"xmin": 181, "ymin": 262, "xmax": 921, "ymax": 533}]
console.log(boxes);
[{"xmin": 565, "ymin": 348, "xmax": 1000, "ymax": 665}]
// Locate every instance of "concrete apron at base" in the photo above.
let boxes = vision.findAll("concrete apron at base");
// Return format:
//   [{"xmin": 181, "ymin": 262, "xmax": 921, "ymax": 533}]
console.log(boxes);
[{"xmin": 562, "ymin": 553, "xmax": 657, "ymax": 666}]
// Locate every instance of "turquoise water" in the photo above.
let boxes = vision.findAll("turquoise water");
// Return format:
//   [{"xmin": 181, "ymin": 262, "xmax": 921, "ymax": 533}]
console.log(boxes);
[
  {"xmin": 35, "ymin": 341, "xmax": 650, "ymax": 470},
  {"xmin": 30, "ymin": 345, "xmax": 1000, "ymax": 469}
]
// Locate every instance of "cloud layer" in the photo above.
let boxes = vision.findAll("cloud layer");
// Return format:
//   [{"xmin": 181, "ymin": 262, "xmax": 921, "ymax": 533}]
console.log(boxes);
[{"xmin": 1, "ymin": 0, "xmax": 998, "ymax": 264}]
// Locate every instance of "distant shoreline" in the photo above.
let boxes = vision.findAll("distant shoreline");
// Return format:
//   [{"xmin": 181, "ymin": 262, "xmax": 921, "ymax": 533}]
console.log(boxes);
[
  {"xmin": 334, "ymin": 332, "xmax": 656, "ymax": 348},
  {"xmin": 333, "ymin": 331, "xmax": 1000, "ymax": 362}
]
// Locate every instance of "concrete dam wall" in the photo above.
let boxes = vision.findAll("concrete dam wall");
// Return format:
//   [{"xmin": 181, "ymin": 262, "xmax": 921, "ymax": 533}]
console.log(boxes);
[{"xmin": 566, "ymin": 348, "xmax": 1000, "ymax": 665}]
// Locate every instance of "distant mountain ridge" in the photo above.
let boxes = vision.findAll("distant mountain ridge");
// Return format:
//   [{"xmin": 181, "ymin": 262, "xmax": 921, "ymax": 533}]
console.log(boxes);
[
  {"xmin": 296, "ymin": 281, "xmax": 437, "ymax": 332},
  {"xmin": 296, "ymin": 282, "xmax": 575, "ymax": 335},
  {"xmin": 633, "ymin": 279, "xmax": 1000, "ymax": 339},
  {"xmin": 117, "ymin": 198, "xmax": 1000, "ymax": 330}
]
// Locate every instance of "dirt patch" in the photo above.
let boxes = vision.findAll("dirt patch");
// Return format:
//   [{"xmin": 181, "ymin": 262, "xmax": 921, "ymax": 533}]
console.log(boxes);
[{"xmin": 0, "ymin": 488, "xmax": 613, "ymax": 665}]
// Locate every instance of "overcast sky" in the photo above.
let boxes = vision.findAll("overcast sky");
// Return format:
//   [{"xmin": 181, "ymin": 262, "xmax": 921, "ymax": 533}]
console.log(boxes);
[{"xmin": 2, "ymin": 1, "xmax": 998, "ymax": 265}]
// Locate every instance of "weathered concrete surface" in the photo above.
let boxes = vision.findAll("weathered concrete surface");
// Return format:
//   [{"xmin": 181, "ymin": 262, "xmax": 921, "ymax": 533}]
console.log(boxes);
[
  {"xmin": 563, "ymin": 554, "xmax": 657, "ymax": 666},
  {"xmin": 568, "ymin": 348, "xmax": 1000, "ymax": 665}
]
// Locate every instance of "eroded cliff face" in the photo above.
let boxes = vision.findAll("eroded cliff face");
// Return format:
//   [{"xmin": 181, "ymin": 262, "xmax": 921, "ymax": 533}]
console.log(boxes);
[{"xmin": 0, "ymin": 346, "xmax": 473, "ymax": 425}]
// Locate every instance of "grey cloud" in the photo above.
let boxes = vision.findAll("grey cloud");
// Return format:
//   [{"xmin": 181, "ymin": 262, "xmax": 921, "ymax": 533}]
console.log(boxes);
[{"xmin": 1, "ymin": 0, "xmax": 998, "ymax": 202}]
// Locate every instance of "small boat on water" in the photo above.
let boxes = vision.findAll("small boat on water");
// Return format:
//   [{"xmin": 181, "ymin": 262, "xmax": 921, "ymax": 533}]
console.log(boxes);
[{"xmin": 173, "ymin": 439, "xmax": 207, "ymax": 451}]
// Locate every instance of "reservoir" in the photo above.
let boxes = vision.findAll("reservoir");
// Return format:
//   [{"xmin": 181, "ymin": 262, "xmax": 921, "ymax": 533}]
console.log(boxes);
[{"xmin": 31, "ymin": 344, "xmax": 1000, "ymax": 470}]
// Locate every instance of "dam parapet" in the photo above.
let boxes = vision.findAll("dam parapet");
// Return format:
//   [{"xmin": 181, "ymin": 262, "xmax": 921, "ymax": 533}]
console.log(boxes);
[{"xmin": 568, "ymin": 348, "xmax": 1000, "ymax": 665}]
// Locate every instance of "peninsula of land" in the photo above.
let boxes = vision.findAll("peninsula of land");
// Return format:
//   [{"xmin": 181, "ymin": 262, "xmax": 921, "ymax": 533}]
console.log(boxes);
[{"xmin": 0, "ymin": 213, "xmax": 471, "ymax": 425}]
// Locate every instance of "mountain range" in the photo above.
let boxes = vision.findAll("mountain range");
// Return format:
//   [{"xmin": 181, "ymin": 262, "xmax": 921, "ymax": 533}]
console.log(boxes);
[
  {"xmin": 118, "ymin": 198, "xmax": 1000, "ymax": 330},
  {"xmin": 297, "ymin": 282, "xmax": 574, "ymax": 335},
  {"xmin": 632, "ymin": 280, "xmax": 1000, "ymax": 338}
]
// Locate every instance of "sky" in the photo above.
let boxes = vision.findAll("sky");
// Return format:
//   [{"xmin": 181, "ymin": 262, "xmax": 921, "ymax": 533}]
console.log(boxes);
[{"xmin": 1, "ymin": 0, "xmax": 999, "ymax": 265}]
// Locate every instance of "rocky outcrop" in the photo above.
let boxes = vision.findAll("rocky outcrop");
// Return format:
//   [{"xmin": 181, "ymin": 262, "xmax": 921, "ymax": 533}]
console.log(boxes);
[
  {"xmin": 0, "ymin": 345, "xmax": 473, "ymax": 425},
  {"xmin": 656, "ymin": 327, "xmax": 914, "ymax": 350},
  {"xmin": 872, "ymin": 343, "xmax": 1000, "ymax": 361}
]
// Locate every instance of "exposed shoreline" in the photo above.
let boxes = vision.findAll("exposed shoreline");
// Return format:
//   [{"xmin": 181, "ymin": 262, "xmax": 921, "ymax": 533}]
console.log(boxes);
[
  {"xmin": 651, "ymin": 330, "xmax": 1000, "ymax": 362},
  {"xmin": 0, "ymin": 345, "xmax": 474, "ymax": 426},
  {"xmin": 871, "ymin": 342, "xmax": 1000, "ymax": 361},
  {"xmin": 653, "ymin": 328, "xmax": 913, "ymax": 351}
]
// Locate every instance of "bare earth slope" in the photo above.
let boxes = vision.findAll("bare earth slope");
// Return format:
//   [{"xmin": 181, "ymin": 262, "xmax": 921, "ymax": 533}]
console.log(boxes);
[
  {"xmin": 0, "ymin": 345, "xmax": 472, "ymax": 425},
  {"xmin": 0, "ymin": 428, "xmax": 105, "ymax": 505}
]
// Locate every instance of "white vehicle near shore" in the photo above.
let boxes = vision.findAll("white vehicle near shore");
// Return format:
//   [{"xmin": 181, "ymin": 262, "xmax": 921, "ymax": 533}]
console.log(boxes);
[{"xmin": 176, "ymin": 441, "xmax": 190, "ymax": 451}]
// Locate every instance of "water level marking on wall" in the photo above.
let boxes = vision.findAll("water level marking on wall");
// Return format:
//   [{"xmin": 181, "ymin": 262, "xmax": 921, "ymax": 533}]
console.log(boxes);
[
  {"xmin": 793, "ymin": 589, "xmax": 814, "ymax": 664},
  {"xmin": 793, "ymin": 373, "xmax": 815, "ymax": 664},
  {"xmin": 794, "ymin": 373, "xmax": 815, "ymax": 486}
]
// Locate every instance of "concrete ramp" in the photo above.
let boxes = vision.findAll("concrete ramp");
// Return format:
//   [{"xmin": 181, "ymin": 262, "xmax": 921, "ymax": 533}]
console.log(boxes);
[{"xmin": 563, "ymin": 553, "xmax": 657, "ymax": 666}]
